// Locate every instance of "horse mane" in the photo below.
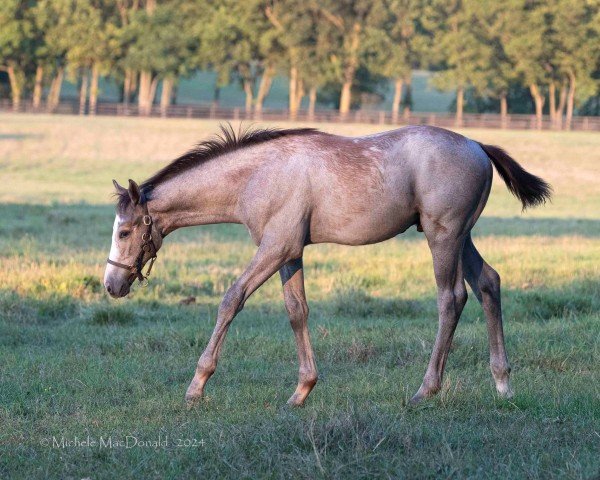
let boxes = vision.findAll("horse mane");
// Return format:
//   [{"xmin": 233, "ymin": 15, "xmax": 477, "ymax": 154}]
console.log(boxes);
[
  {"xmin": 144, "ymin": 123, "xmax": 318, "ymax": 191},
  {"xmin": 114, "ymin": 123, "xmax": 319, "ymax": 212}
]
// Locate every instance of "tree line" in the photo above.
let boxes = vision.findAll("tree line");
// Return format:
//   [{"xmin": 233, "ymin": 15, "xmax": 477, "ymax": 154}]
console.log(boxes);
[{"xmin": 1, "ymin": 0, "xmax": 599, "ymax": 128}]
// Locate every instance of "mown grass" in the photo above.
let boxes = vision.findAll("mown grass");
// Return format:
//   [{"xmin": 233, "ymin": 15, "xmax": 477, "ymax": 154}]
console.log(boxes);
[{"xmin": 0, "ymin": 114, "xmax": 599, "ymax": 479}]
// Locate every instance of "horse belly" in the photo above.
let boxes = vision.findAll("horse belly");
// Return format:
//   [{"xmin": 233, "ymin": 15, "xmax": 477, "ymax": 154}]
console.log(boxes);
[{"xmin": 309, "ymin": 197, "xmax": 417, "ymax": 246}]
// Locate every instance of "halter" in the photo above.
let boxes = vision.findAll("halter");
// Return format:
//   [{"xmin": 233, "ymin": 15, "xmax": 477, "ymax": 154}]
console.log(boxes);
[{"xmin": 107, "ymin": 200, "xmax": 158, "ymax": 286}]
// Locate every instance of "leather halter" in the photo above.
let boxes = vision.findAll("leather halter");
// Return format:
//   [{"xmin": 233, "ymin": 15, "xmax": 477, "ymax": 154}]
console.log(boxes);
[{"xmin": 107, "ymin": 200, "xmax": 158, "ymax": 286}]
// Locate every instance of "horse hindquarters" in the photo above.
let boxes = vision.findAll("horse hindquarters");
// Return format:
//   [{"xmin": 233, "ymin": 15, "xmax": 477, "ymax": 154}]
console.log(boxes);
[{"xmin": 410, "ymin": 144, "xmax": 492, "ymax": 403}]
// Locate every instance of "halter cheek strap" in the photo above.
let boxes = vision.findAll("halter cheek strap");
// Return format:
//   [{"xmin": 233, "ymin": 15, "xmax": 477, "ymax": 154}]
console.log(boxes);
[{"xmin": 107, "ymin": 201, "xmax": 159, "ymax": 286}]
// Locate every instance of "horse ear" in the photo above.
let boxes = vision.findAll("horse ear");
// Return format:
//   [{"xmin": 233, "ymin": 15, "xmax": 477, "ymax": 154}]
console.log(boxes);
[
  {"xmin": 128, "ymin": 179, "xmax": 141, "ymax": 205},
  {"xmin": 113, "ymin": 179, "xmax": 127, "ymax": 194}
]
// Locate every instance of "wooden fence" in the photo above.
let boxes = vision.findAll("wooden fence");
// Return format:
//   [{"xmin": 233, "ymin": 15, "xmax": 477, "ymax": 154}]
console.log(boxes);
[{"xmin": 2, "ymin": 100, "xmax": 600, "ymax": 131}]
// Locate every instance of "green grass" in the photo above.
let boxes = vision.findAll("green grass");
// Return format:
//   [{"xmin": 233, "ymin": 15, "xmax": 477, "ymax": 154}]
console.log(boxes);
[{"xmin": 0, "ymin": 114, "xmax": 599, "ymax": 479}]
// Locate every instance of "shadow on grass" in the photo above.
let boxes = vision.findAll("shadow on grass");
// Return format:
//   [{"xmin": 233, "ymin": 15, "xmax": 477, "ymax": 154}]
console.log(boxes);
[
  {"xmin": 473, "ymin": 216, "xmax": 600, "ymax": 238},
  {"xmin": 0, "ymin": 133, "xmax": 44, "ymax": 141},
  {"xmin": 1, "ymin": 277, "xmax": 597, "ymax": 329},
  {"xmin": 1, "ymin": 203, "xmax": 599, "ymax": 252}
]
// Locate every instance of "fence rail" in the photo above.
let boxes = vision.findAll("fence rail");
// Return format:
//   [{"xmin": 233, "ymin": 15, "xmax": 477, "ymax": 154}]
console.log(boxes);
[{"xmin": 2, "ymin": 100, "xmax": 600, "ymax": 131}]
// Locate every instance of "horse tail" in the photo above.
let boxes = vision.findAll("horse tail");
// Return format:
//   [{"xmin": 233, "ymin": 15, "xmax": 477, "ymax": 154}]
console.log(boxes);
[{"xmin": 477, "ymin": 142, "xmax": 552, "ymax": 210}]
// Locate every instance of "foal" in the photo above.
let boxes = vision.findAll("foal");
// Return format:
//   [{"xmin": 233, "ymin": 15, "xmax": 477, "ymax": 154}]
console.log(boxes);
[{"xmin": 104, "ymin": 124, "xmax": 551, "ymax": 406}]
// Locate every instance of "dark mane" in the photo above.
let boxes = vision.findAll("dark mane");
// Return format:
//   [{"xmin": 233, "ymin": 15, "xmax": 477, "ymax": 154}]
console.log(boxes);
[
  {"xmin": 114, "ymin": 123, "xmax": 319, "ymax": 212},
  {"xmin": 141, "ymin": 123, "xmax": 319, "ymax": 194}
]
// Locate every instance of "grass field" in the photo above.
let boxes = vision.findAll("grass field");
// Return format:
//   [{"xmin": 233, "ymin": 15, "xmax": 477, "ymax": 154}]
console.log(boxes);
[{"xmin": 0, "ymin": 114, "xmax": 599, "ymax": 479}]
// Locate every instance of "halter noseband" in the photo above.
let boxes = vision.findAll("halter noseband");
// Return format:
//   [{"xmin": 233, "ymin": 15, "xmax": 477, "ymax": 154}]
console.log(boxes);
[{"xmin": 107, "ymin": 200, "xmax": 159, "ymax": 286}]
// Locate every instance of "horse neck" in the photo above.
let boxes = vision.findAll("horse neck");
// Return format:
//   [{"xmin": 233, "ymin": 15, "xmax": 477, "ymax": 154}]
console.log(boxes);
[{"xmin": 148, "ymin": 151, "xmax": 257, "ymax": 234}]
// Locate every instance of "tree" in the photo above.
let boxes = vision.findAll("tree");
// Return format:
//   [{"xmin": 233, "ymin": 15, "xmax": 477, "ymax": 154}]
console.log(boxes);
[
  {"xmin": 423, "ymin": 0, "xmax": 494, "ymax": 126},
  {"xmin": 552, "ymin": 0, "xmax": 600, "ymax": 129},
  {"xmin": 197, "ymin": 0, "xmax": 265, "ymax": 114},
  {"xmin": 0, "ymin": 0, "xmax": 33, "ymax": 110},
  {"xmin": 265, "ymin": 0, "xmax": 335, "ymax": 119},
  {"xmin": 503, "ymin": 0, "xmax": 558, "ymax": 129},
  {"xmin": 369, "ymin": 0, "xmax": 425, "ymax": 122},
  {"xmin": 477, "ymin": 1, "xmax": 516, "ymax": 126},
  {"xmin": 318, "ymin": 0, "xmax": 389, "ymax": 116},
  {"xmin": 122, "ymin": 0, "xmax": 196, "ymax": 115}
]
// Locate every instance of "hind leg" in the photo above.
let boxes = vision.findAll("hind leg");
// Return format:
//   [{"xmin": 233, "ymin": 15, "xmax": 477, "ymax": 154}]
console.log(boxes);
[
  {"xmin": 411, "ymin": 232, "xmax": 468, "ymax": 404},
  {"xmin": 463, "ymin": 235, "xmax": 513, "ymax": 398},
  {"xmin": 280, "ymin": 258, "xmax": 318, "ymax": 406}
]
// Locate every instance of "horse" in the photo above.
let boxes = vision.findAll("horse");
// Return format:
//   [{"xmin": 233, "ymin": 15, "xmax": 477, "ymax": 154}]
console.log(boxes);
[{"xmin": 103, "ymin": 124, "xmax": 551, "ymax": 406}]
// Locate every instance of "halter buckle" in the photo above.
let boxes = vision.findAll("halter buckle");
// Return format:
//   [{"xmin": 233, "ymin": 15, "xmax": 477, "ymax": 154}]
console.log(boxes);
[{"xmin": 143, "ymin": 215, "xmax": 152, "ymax": 226}]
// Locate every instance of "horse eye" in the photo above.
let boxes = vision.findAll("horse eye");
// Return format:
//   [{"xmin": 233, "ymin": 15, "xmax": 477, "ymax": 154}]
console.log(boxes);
[{"xmin": 119, "ymin": 231, "xmax": 130, "ymax": 239}]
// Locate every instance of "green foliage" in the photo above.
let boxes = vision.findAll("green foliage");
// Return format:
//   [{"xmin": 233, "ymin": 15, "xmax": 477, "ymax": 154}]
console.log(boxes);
[
  {"xmin": 0, "ymin": 0, "xmax": 599, "ymax": 113},
  {"xmin": 120, "ymin": 1, "xmax": 197, "ymax": 79}
]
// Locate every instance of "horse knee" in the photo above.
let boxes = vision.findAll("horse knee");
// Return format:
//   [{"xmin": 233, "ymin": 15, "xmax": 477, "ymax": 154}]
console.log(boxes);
[
  {"xmin": 480, "ymin": 265, "xmax": 501, "ymax": 300},
  {"xmin": 285, "ymin": 294, "xmax": 309, "ymax": 329},
  {"xmin": 438, "ymin": 281, "xmax": 467, "ymax": 320},
  {"xmin": 438, "ymin": 288, "xmax": 457, "ymax": 317},
  {"xmin": 219, "ymin": 284, "xmax": 244, "ymax": 318},
  {"xmin": 456, "ymin": 282, "xmax": 468, "ymax": 310}
]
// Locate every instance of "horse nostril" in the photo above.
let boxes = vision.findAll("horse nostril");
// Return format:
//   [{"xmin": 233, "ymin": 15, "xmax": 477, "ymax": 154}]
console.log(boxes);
[{"xmin": 106, "ymin": 283, "xmax": 113, "ymax": 294}]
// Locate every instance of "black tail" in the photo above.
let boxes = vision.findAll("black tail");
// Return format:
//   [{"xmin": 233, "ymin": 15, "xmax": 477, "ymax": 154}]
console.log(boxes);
[{"xmin": 478, "ymin": 142, "xmax": 552, "ymax": 210}]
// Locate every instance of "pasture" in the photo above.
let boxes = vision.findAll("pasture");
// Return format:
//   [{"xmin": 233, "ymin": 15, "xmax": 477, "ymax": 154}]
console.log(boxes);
[{"xmin": 0, "ymin": 114, "xmax": 598, "ymax": 478}]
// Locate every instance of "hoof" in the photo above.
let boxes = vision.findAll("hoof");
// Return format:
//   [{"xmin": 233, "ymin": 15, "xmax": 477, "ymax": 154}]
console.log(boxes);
[
  {"xmin": 408, "ymin": 392, "xmax": 428, "ymax": 406},
  {"xmin": 496, "ymin": 382, "xmax": 514, "ymax": 399},
  {"xmin": 409, "ymin": 384, "xmax": 438, "ymax": 405},
  {"xmin": 185, "ymin": 379, "xmax": 204, "ymax": 407},
  {"xmin": 286, "ymin": 393, "xmax": 305, "ymax": 407},
  {"xmin": 185, "ymin": 393, "xmax": 202, "ymax": 408}
]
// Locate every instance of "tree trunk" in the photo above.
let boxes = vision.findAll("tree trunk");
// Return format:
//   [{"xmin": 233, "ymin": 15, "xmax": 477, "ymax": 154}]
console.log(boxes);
[
  {"xmin": 500, "ymin": 93, "xmax": 508, "ymax": 129},
  {"xmin": 556, "ymin": 82, "xmax": 567, "ymax": 129},
  {"xmin": 254, "ymin": 65, "xmax": 274, "ymax": 117},
  {"xmin": 160, "ymin": 77, "xmax": 173, "ymax": 117},
  {"xmin": 148, "ymin": 76, "xmax": 159, "ymax": 113},
  {"xmin": 6, "ymin": 64, "xmax": 23, "ymax": 111},
  {"xmin": 566, "ymin": 72, "xmax": 576, "ymax": 131},
  {"xmin": 294, "ymin": 78, "xmax": 304, "ymax": 113},
  {"xmin": 391, "ymin": 78, "xmax": 403, "ymax": 124},
  {"xmin": 130, "ymin": 70, "xmax": 138, "ymax": 102},
  {"xmin": 403, "ymin": 75, "xmax": 412, "ymax": 119},
  {"xmin": 308, "ymin": 86, "xmax": 317, "ymax": 120},
  {"xmin": 212, "ymin": 86, "xmax": 220, "ymax": 107},
  {"xmin": 47, "ymin": 68, "xmax": 64, "ymax": 112},
  {"xmin": 339, "ymin": 81, "xmax": 352, "ymax": 117},
  {"xmin": 242, "ymin": 79, "xmax": 254, "ymax": 114},
  {"xmin": 33, "ymin": 65, "xmax": 44, "ymax": 110},
  {"xmin": 89, "ymin": 63, "xmax": 99, "ymax": 115},
  {"xmin": 138, "ymin": 70, "xmax": 153, "ymax": 115},
  {"xmin": 339, "ymin": 22, "xmax": 361, "ymax": 117},
  {"xmin": 529, "ymin": 83, "xmax": 545, "ymax": 129},
  {"xmin": 79, "ymin": 69, "xmax": 89, "ymax": 115},
  {"xmin": 123, "ymin": 69, "xmax": 132, "ymax": 106},
  {"xmin": 548, "ymin": 82, "xmax": 556, "ymax": 127},
  {"xmin": 289, "ymin": 65, "xmax": 298, "ymax": 119},
  {"xmin": 456, "ymin": 86, "xmax": 464, "ymax": 127}
]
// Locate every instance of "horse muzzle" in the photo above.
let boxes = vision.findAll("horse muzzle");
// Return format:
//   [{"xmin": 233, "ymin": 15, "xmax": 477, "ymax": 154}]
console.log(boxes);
[{"xmin": 104, "ymin": 278, "xmax": 132, "ymax": 298}]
